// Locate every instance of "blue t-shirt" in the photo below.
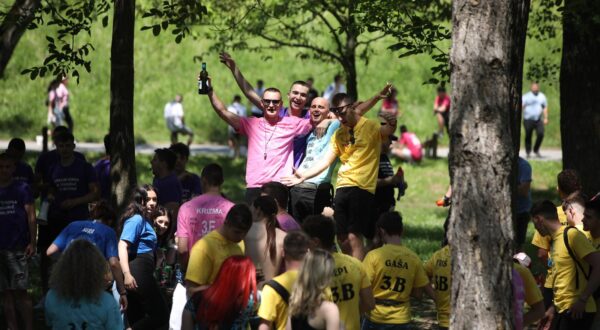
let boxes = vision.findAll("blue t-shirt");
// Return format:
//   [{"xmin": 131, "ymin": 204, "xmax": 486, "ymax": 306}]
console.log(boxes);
[
  {"xmin": 45, "ymin": 290, "xmax": 123, "ymax": 330},
  {"xmin": 522, "ymin": 91, "xmax": 547, "ymax": 121},
  {"xmin": 52, "ymin": 220, "xmax": 118, "ymax": 259},
  {"xmin": 180, "ymin": 173, "xmax": 202, "ymax": 202},
  {"xmin": 298, "ymin": 120, "xmax": 340, "ymax": 185},
  {"xmin": 120, "ymin": 214, "xmax": 157, "ymax": 257},
  {"xmin": 48, "ymin": 157, "xmax": 98, "ymax": 222},
  {"xmin": 153, "ymin": 173, "xmax": 183, "ymax": 206},
  {"xmin": 279, "ymin": 107, "xmax": 311, "ymax": 167},
  {"xmin": 0, "ymin": 181, "xmax": 34, "ymax": 249},
  {"xmin": 516, "ymin": 157, "xmax": 532, "ymax": 214},
  {"xmin": 14, "ymin": 161, "xmax": 34, "ymax": 186},
  {"xmin": 94, "ymin": 158, "xmax": 111, "ymax": 201}
]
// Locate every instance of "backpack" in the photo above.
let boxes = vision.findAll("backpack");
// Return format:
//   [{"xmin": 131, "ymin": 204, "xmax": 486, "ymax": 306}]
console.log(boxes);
[{"xmin": 562, "ymin": 226, "xmax": 600, "ymax": 299}]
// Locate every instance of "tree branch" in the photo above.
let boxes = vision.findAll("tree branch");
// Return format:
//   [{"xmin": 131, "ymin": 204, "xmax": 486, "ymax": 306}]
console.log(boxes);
[
  {"xmin": 357, "ymin": 32, "xmax": 386, "ymax": 46},
  {"xmin": 313, "ymin": 11, "xmax": 345, "ymax": 57},
  {"xmin": 256, "ymin": 31, "xmax": 343, "ymax": 63}
]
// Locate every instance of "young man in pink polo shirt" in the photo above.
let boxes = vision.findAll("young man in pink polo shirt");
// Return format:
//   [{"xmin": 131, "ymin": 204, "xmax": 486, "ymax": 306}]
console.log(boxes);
[
  {"xmin": 204, "ymin": 77, "xmax": 312, "ymax": 204},
  {"xmin": 176, "ymin": 163, "xmax": 233, "ymax": 269}
]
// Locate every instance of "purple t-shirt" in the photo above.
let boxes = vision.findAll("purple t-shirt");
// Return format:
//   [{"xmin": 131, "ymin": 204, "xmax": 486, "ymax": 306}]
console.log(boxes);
[
  {"xmin": 48, "ymin": 158, "xmax": 97, "ymax": 222},
  {"xmin": 279, "ymin": 107, "xmax": 311, "ymax": 167},
  {"xmin": 180, "ymin": 173, "xmax": 202, "ymax": 202},
  {"xmin": 14, "ymin": 161, "xmax": 34, "ymax": 186},
  {"xmin": 94, "ymin": 158, "xmax": 111, "ymax": 201},
  {"xmin": 0, "ymin": 181, "xmax": 34, "ymax": 249},
  {"xmin": 153, "ymin": 173, "xmax": 183, "ymax": 206},
  {"xmin": 276, "ymin": 213, "xmax": 301, "ymax": 232},
  {"xmin": 35, "ymin": 150, "xmax": 86, "ymax": 182}
]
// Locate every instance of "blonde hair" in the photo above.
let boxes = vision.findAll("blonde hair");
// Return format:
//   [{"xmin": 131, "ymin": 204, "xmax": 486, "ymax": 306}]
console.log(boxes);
[
  {"xmin": 288, "ymin": 249, "xmax": 334, "ymax": 317},
  {"xmin": 49, "ymin": 239, "xmax": 108, "ymax": 302}
]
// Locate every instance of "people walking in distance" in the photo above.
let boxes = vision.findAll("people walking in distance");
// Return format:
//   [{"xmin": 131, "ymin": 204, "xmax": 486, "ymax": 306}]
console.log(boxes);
[
  {"xmin": 164, "ymin": 94, "xmax": 194, "ymax": 145},
  {"xmin": 433, "ymin": 86, "xmax": 450, "ymax": 138}
]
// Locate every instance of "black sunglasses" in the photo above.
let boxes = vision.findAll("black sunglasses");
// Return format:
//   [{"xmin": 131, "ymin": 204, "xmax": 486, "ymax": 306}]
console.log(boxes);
[
  {"xmin": 262, "ymin": 99, "xmax": 281, "ymax": 105},
  {"xmin": 331, "ymin": 104, "xmax": 351, "ymax": 115}
]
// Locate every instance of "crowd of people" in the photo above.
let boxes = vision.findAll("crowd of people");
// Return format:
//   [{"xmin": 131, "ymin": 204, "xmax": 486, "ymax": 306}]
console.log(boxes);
[{"xmin": 0, "ymin": 52, "xmax": 593, "ymax": 330}]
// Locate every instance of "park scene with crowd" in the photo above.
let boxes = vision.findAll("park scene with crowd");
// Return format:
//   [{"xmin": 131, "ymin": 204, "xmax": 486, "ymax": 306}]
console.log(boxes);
[{"xmin": 1, "ymin": 1, "xmax": 600, "ymax": 330}]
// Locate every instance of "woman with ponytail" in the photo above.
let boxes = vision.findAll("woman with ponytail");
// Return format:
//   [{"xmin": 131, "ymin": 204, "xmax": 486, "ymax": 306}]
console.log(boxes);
[
  {"xmin": 181, "ymin": 256, "xmax": 259, "ymax": 330},
  {"xmin": 245, "ymin": 195, "xmax": 287, "ymax": 285}
]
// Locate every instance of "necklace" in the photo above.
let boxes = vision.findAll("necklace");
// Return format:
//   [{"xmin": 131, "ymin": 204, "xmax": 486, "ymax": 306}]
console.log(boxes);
[{"xmin": 263, "ymin": 118, "xmax": 278, "ymax": 160}]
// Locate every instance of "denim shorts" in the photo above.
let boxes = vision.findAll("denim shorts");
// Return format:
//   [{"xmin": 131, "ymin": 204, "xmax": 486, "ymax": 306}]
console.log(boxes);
[{"xmin": 0, "ymin": 250, "xmax": 29, "ymax": 291}]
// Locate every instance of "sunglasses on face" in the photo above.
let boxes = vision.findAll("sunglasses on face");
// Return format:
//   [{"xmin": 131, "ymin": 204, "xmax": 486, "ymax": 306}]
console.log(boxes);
[
  {"xmin": 262, "ymin": 99, "xmax": 281, "ymax": 105},
  {"xmin": 331, "ymin": 104, "xmax": 351, "ymax": 115}
]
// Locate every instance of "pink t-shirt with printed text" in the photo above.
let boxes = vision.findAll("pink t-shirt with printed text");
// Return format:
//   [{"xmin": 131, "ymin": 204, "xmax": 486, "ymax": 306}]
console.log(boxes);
[
  {"xmin": 176, "ymin": 194, "xmax": 234, "ymax": 252},
  {"xmin": 399, "ymin": 132, "xmax": 423, "ymax": 161},
  {"xmin": 238, "ymin": 116, "xmax": 312, "ymax": 188}
]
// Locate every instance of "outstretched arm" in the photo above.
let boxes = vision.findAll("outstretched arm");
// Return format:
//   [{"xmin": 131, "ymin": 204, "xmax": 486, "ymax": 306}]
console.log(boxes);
[
  {"xmin": 206, "ymin": 80, "xmax": 241, "ymax": 130},
  {"xmin": 356, "ymin": 83, "xmax": 393, "ymax": 116},
  {"xmin": 219, "ymin": 52, "xmax": 263, "ymax": 110},
  {"xmin": 281, "ymin": 150, "xmax": 337, "ymax": 186}
]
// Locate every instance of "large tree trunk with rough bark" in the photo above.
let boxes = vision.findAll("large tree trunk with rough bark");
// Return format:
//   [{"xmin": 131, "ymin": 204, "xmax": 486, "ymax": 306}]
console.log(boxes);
[
  {"xmin": 448, "ymin": 0, "xmax": 529, "ymax": 328},
  {"xmin": 560, "ymin": 0, "xmax": 600, "ymax": 197},
  {"xmin": 0, "ymin": 0, "xmax": 40, "ymax": 76},
  {"xmin": 109, "ymin": 0, "xmax": 136, "ymax": 215}
]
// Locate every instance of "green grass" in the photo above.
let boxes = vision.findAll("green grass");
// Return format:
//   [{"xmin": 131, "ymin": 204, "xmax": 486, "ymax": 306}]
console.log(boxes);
[{"xmin": 0, "ymin": 13, "xmax": 562, "ymax": 149}]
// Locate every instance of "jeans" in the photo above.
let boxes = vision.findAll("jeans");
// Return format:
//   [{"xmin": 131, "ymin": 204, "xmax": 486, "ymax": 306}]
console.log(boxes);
[{"xmin": 523, "ymin": 119, "xmax": 544, "ymax": 154}]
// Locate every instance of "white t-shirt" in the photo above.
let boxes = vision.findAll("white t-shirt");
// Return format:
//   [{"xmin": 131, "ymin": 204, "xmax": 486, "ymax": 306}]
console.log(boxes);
[
  {"xmin": 227, "ymin": 102, "xmax": 247, "ymax": 131},
  {"xmin": 164, "ymin": 101, "xmax": 184, "ymax": 126}
]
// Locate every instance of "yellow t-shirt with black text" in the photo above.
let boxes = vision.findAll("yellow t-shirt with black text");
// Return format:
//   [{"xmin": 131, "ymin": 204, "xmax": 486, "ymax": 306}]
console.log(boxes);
[
  {"xmin": 424, "ymin": 245, "xmax": 451, "ymax": 328},
  {"xmin": 550, "ymin": 226, "xmax": 597, "ymax": 313},
  {"xmin": 257, "ymin": 270, "xmax": 298, "ymax": 330},
  {"xmin": 331, "ymin": 117, "xmax": 381, "ymax": 194},
  {"xmin": 363, "ymin": 243, "xmax": 429, "ymax": 324},
  {"xmin": 185, "ymin": 230, "xmax": 245, "ymax": 286},
  {"xmin": 331, "ymin": 252, "xmax": 371, "ymax": 330}
]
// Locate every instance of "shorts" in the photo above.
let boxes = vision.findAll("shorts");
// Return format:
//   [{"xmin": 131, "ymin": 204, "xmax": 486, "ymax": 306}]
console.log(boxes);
[
  {"xmin": 290, "ymin": 182, "xmax": 333, "ymax": 223},
  {"xmin": 166, "ymin": 118, "xmax": 193, "ymax": 135},
  {"xmin": 0, "ymin": 250, "xmax": 29, "ymax": 291},
  {"xmin": 334, "ymin": 187, "xmax": 376, "ymax": 239}
]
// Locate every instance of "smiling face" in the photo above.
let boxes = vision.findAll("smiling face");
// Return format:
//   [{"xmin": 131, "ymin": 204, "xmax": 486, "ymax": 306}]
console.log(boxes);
[
  {"xmin": 309, "ymin": 97, "xmax": 329, "ymax": 125},
  {"xmin": 287, "ymin": 84, "xmax": 309, "ymax": 112},
  {"xmin": 261, "ymin": 90, "xmax": 283, "ymax": 121}
]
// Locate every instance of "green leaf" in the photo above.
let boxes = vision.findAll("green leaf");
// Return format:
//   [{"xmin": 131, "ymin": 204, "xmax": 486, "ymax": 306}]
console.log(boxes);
[
  {"xmin": 175, "ymin": 34, "xmax": 183, "ymax": 43},
  {"xmin": 162, "ymin": 21, "xmax": 169, "ymax": 30},
  {"xmin": 102, "ymin": 16, "xmax": 109, "ymax": 27},
  {"xmin": 46, "ymin": 36, "xmax": 54, "ymax": 43},
  {"xmin": 152, "ymin": 25, "xmax": 161, "ymax": 36},
  {"xmin": 30, "ymin": 69, "xmax": 39, "ymax": 80}
]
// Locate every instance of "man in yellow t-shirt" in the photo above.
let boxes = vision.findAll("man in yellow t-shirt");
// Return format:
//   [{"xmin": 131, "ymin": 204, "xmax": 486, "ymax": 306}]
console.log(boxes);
[
  {"xmin": 424, "ymin": 244, "xmax": 451, "ymax": 330},
  {"xmin": 583, "ymin": 197, "xmax": 600, "ymax": 328},
  {"xmin": 282, "ymin": 91, "xmax": 396, "ymax": 260},
  {"xmin": 185, "ymin": 204, "xmax": 252, "ymax": 296},
  {"xmin": 258, "ymin": 231, "xmax": 311, "ymax": 330},
  {"xmin": 362, "ymin": 212, "xmax": 430, "ymax": 328},
  {"xmin": 302, "ymin": 215, "xmax": 375, "ymax": 330},
  {"xmin": 531, "ymin": 200, "xmax": 600, "ymax": 329}
]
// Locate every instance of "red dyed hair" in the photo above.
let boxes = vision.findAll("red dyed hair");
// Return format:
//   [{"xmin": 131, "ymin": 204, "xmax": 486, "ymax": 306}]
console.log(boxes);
[{"xmin": 196, "ymin": 256, "xmax": 257, "ymax": 327}]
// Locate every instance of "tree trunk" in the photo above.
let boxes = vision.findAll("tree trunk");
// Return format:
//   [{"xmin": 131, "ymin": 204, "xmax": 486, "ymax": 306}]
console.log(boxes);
[
  {"xmin": 0, "ymin": 0, "xmax": 41, "ymax": 76},
  {"xmin": 560, "ymin": 0, "xmax": 600, "ymax": 197},
  {"xmin": 109, "ymin": 0, "xmax": 136, "ymax": 215},
  {"xmin": 448, "ymin": 0, "xmax": 529, "ymax": 328}
]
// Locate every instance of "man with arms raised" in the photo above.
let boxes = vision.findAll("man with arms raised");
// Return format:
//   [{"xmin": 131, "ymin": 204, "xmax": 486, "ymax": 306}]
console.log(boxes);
[{"xmin": 203, "ymin": 75, "xmax": 312, "ymax": 204}]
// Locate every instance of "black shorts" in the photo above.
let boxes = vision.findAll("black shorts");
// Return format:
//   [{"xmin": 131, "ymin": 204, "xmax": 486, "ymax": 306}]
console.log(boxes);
[
  {"xmin": 334, "ymin": 187, "xmax": 376, "ymax": 239},
  {"xmin": 290, "ymin": 182, "xmax": 333, "ymax": 223}
]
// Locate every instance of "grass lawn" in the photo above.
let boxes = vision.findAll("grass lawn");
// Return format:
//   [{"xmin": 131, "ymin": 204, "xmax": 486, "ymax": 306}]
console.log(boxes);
[{"xmin": 12, "ymin": 152, "xmax": 561, "ymax": 329}]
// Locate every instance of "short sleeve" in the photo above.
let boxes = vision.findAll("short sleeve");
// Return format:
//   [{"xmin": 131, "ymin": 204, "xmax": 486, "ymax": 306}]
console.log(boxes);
[
  {"xmin": 257, "ymin": 285, "xmax": 280, "ymax": 322},
  {"xmin": 362, "ymin": 253, "xmax": 376, "ymax": 286},
  {"xmin": 423, "ymin": 256, "xmax": 433, "ymax": 277},
  {"xmin": 570, "ymin": 229, "xmax": 597, "ymax": 260},
  {"xmin": 413, "ymin": 261, "xmax": 430, "ymax": 288},
  {"xmin": 105, "ymin": 228, "xmax": 119, "ymax": 259},
  {"xmin": 541, "ymin": 94, "xmax": 548, "ymax": 108},
  {"xmin": 176, "ymin": 205, "xmax": 191, "ymax": 238},
  {"xmin": 359, "ymin": 262, "xmax": 371, "ymax": 289},
  {"xmin": 330, "ymin": 131, "xmax": 341, "ymax": 157},
  {"xmin": 531, "ymin": 230, "xmax": 551, "ymax": 250},
  {"xmin": 185, "ymin": 240, "xmax": 212, "ymax": 285},
  {"xmin": 22, "ymin": 184, "xmax": 34, "ymax": 204},
  {"xmin": 515, "ymin": 264, "xmax": 543, "ymax": 306},
  {"xmin": 120, "ymin": 216, "xmax": 142, "ymax": 244},
  {"xmin": 52, "ymin": 224, "xmax": 71, "ymax": 251},
  {"xmin": 238, "ymin": 116, "xmax": 252, "ymax": 136}
]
